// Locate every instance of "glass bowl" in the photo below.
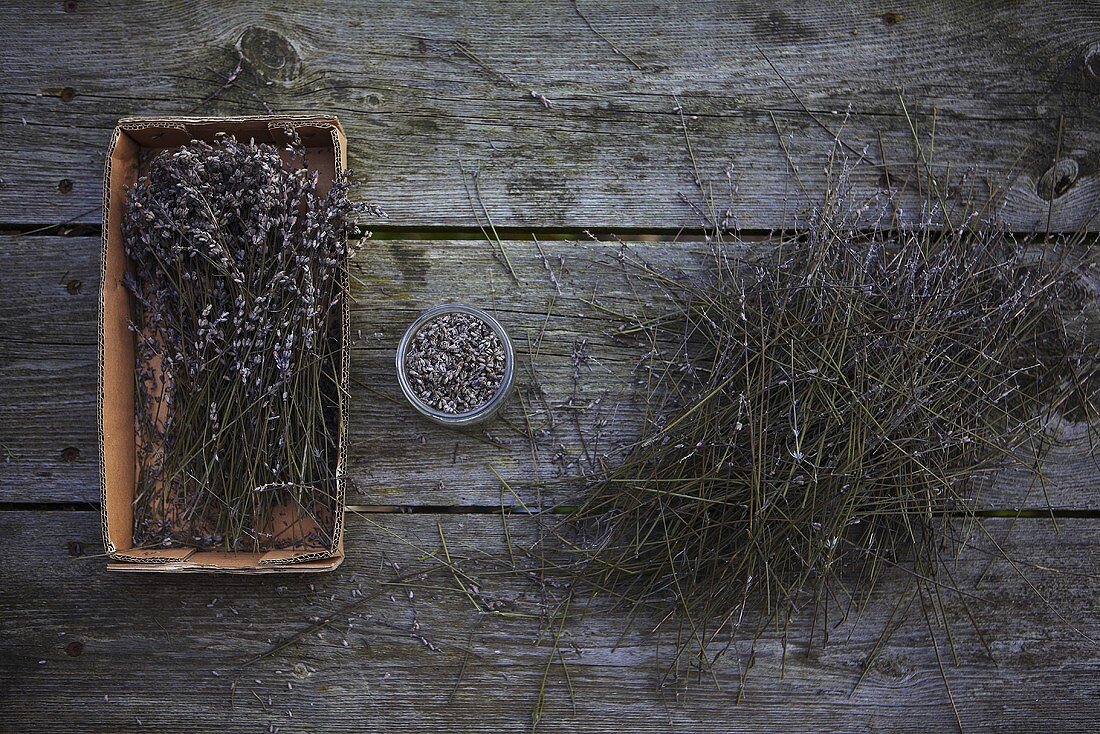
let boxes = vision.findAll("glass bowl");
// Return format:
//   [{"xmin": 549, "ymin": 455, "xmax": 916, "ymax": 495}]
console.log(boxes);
[{"xmin": 395, "ymin": 304, "xmax": 515, "ymax": 427}]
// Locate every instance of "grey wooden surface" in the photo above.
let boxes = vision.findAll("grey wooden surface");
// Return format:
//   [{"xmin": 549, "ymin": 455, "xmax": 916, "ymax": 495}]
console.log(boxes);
[
  {"xmin": 2, "ymin": 512, "xmax": 1098, "ymax": 733},
  {"xmin": 3, "ymin": 234, "xmax": 1099, "ymax": 511},
  {"xmin": 2, "ymin": 2, "xmax": 1099, "ymax": 733},
  {"xmin": 2, "ymin": 1, "xmax": 1100, "ymax": 230}
]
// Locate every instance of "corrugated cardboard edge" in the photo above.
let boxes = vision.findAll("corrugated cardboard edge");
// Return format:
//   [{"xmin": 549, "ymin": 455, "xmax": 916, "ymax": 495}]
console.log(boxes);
[
  {"xmin": 100, "ymin": 115, "xmax": 349, "ymax": 573},
  {"xmin": 99, "ymin": 125, "xmax": 121, "ymax": 557},
  {"xmin": 107, "ymin": 558, "xmax": 341, "ymax": 574}
]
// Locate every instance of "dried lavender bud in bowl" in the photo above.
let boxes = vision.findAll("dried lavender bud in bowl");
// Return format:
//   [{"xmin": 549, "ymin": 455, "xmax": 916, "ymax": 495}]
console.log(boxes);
[{"xmin": 396, "ymin": 305, "xmax": 515, "ymax": 426}]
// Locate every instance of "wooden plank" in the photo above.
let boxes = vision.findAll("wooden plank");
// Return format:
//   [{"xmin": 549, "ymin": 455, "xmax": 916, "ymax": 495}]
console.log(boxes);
[
  {"xmin": 2, "ymin": 1, "xmax": 1099, "ymax": 229},
  {"xmin": 1, "ymin": 511, "xmax": 1097, "ymax": 732},
  {"xmin": 0, "ymin": 233, "xmax": 99, "ymax": 498},
  {"xmin": 3, "ymin": 234, "xmax": 1098, "ymax": 508}
]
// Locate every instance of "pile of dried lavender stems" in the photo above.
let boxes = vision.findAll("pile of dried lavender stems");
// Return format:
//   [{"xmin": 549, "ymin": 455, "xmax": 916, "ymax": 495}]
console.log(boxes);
[
  {"xmin": 124, "ymin": 133, "xmax": 361, "ymax": 552},
  {"xmin": 541, "ymin": 127, "xmax": 1099, "ymax": 684}
]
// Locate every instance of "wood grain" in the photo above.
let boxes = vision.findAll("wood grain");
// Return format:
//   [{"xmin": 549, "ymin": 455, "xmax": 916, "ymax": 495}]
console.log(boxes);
[
  {"xmin": 1, "ymin": 510, "xmax": 1097, "ymax": 733},
  {"xmin": 2, "ymin": 1, "xmax": 1099, "ymax": 229},
  {"xmin": 4, "ymin": 6, "xmax": 1099, "ymax": 731},
  {"xmin": 0, "ymin": 233, "xmax": 99, "ymax": 500},
  {"xmin": 2, "ymin": 234, "xmax": 1097, "ymax": 510}
]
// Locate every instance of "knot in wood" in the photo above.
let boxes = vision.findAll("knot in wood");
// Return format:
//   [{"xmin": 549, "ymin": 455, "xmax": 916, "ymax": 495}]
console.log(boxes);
[
  {"xmin": 1037, "ymin": 158, "xmax": 1079, "ymax": 201},
  {"xmin": 238, "ymin": 26, "xmax": 301, "ymax": 83},
  {"xmin": 1085, "ymin": 41, "xmax": 1100, "ymax": 82}
]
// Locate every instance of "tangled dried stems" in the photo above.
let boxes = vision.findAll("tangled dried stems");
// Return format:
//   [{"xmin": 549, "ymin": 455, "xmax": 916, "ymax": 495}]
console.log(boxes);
[{"xmin": 543, "ymin": 110, "xmax": 1100, "ymax": 693}]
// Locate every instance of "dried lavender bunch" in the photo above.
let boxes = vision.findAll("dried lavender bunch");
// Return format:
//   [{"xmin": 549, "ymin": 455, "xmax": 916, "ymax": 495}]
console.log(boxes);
[
  {"xmin": 556, "ymin": 158, "xmax": 1098, "ymax": 673},
  {"xmin": 123, "ymin": 132, "xmax": 362, "ymax": 552}
]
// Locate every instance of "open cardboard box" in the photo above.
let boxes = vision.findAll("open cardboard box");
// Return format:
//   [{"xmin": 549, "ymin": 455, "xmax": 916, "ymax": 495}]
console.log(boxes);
[{"xmin": 99, "ymin": 116, "xmax": 349, "ymax": 572}]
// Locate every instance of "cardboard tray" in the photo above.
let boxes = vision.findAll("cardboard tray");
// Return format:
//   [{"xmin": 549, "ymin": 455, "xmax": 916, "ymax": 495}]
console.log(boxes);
[{"xmin": 99, "ymin": 116, "xmax": 349, "ymax": 572}]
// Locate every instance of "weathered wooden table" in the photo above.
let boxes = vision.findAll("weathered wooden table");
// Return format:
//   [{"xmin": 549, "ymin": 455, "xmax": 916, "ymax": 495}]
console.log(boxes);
[{"xmin": 3, "ymin": 2, "xmax": 1099, "ymax": 732}]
